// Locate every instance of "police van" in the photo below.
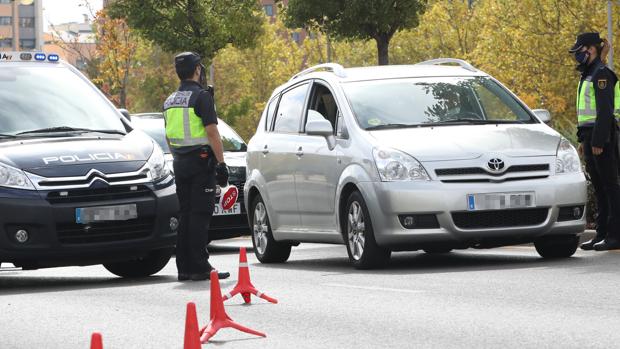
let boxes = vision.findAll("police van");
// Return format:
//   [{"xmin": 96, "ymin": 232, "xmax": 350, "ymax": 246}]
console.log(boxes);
[{"xmin": 0, "ymin": 52, "xmax": 178, "ymax": 277}]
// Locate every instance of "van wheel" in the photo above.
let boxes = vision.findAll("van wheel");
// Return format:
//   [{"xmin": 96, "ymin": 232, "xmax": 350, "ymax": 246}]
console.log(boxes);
[
  {"xmin": 251, "ymin": 195, "xmax": 291, "ymax": 263},
  {"xmin": 103, "ymin": 248, "xmax": 172, "ymax": 278},
  {"xmin": 344, "ymin": 191, "xmax": 391, "ymax": 269},
  {"xmin": 534, "ymin": 235, "xmax": 579, "ymax": 259}
]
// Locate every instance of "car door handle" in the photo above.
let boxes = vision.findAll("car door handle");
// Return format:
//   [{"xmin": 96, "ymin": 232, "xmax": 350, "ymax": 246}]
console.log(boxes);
[
  {"xmin": 262, "ymin": 145, "xmax": 269, "ymax": 155},
  {"xmin": 296, "ymin": 146, "xmax": 304, "ymax": 157}
]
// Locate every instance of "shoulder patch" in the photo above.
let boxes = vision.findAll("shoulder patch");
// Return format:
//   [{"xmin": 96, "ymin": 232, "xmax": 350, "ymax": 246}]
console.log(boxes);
[
  {"xmin": 163, "ymin": 91, "xmax": 193, "ymax": 109},
  {"xmin": 598, "ymin": 79, "xmax": 608, "ymax": 89}
]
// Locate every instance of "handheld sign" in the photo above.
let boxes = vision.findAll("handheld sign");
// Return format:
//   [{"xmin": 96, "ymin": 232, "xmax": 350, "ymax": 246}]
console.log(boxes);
[{"xmin": 219, "ymin": 184, "xmax": 239, "ymax": 210}]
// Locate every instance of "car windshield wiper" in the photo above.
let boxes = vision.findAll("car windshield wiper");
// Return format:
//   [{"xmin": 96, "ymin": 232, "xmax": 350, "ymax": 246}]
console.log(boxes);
[
  {"xmin": 0, "ymin": 133, "xmax": 17, "ymax": 138},
  {"xmin": 16, "ymin": 126, "xmax": 126, "ymax": 136},
  {"xmin": 365, "ymin": 123, "xmax": 420, "ymax": 131},
  {"xmin": 424, "ymin": 118, "xmax": 525, "ymax": 126}
]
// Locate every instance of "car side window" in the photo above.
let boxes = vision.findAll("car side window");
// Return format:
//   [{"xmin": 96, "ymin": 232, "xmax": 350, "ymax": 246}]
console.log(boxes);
[
  {"xmin": 273, "ymin": 83, "xmax": 309, "ymax": 133},
  {"xmin": 265, "ymin": 96, "xmax": 280, "ymax": 131},
  {"xmin": 306, "ymin": 82, "xmax": 339, "ymax": 132}
]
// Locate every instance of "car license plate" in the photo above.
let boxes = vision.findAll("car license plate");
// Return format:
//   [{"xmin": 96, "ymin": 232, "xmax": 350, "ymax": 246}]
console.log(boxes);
[
  {"xmin": 214, "ymin": 203, "xmax": 241, "ymax": 216},
  {"xmin": 76, "ymin": 204, "xmax": 138, "ymax": 224},
  {"xmin": 467, "ymin": 192, "xmax": 535, "ymax": 211}
]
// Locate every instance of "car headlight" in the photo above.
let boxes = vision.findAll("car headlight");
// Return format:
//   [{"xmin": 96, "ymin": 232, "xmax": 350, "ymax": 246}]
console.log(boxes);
[
  {"xmin": 147, "ymin": 142, "xmax": 170, "ymax": 181},
  {"xmin": 556, "ymin": 138, "xmax": 581, "ymax": 174},
  {"xmin": 0, "ymin": 162, "xmax": 35, "ymax": 190},
  {"xmin": 373, "ymin": 148, "xmax": 430, "ymax": 181}
]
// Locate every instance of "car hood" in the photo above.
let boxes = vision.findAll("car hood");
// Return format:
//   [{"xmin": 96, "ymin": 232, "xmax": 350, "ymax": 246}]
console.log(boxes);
[
  {"xmin": 224, "ymin": 151, "xmax": 246, "ymax": 168},
  {"xmin": 368, "ymin": 124, "xmax": 561, "ymax": 161},
  {"xmin": 0, "ymin": 131, "xmax": 154, "ymax": 177}
]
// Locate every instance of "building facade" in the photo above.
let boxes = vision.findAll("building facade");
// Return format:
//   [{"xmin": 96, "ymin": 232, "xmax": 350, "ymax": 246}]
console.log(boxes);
[{"xmin": 0, "ymin": 0, "xmax": 43, "ymax": 51}]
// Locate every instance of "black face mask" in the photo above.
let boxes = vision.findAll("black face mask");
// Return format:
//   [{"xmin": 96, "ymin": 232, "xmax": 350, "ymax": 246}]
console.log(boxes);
[
  {"xmin": 199, "ymin": 63, "xmax": 207, "ymax": 86},
  {"xmin": 574, "ymin": 50, "xmax": 589, "ymax": 65}
]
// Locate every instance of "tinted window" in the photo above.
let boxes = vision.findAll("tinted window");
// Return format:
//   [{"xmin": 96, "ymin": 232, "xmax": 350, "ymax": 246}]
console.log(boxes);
[
  {"xmin": 265, "ymin": 96, "xmax": 279, "ymax": 131},
  {"xmin": 343, "ymin": 77, "xmax": 533, "ymax": 129},
  {"xmin": 273, "ymin": 83, "xmax": 308, "ymax": 133},
  {"xmin": 0, "ymin": 65, "xmax": 125, "ymax": 134}
]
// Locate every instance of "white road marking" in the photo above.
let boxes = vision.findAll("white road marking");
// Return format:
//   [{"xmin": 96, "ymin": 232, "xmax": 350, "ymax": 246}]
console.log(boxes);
[{"xmin": 324, "ymin": 283, "xmax": 424, "ymax": 294}]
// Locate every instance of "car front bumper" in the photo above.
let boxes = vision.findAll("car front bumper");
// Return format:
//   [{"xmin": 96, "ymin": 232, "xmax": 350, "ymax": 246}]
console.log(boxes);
[{"xmin": 358, "ymin": 173, "xmax": 587, "ymax": 249}]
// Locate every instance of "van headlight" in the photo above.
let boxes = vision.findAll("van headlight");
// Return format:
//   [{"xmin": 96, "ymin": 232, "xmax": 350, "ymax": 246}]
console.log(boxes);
[
  {"xmin": 556, "ymin": 138, "xmax": 581, "ymax": 174},
  {"xmin": 147, "ymin": 143, "xmax": 170, "ymax": 181},
  {"xmin": 373, "ymin": 148, "xmax": 430, "ymax": 181},
  {"xmin": 0, "ymin": 162, "xmax": 35, "ymax": 190}
]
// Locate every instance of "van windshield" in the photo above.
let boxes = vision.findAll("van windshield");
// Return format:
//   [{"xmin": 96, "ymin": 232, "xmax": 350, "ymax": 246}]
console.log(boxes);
[
  {"xmin": 0, "ymin": 65, "xmax": 125, "ymax": 135},
  {"xmin": 342, "ymin": 76, "xmax": 535, "ymax": 130}
]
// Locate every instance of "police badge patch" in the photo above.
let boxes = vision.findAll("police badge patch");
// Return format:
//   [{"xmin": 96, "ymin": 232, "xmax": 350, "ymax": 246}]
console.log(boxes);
[{"xmin": 598, "ymin": 79, "xmax": 608, "ymax": 89}]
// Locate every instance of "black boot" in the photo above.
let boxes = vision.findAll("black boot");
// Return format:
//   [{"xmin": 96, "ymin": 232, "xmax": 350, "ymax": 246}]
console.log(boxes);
[
  {"xmin": 580, "ymin": 236, "xmax": 605, "ymax": 250},
  {"xmin": 593, "ymin": 238, "xmax": 620, "ymax": 251}
]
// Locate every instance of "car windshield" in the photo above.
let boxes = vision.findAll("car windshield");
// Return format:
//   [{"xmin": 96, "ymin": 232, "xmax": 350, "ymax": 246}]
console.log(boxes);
[
  {"xmin": 132, "ymin": 115, "xmax": 247, "ymax": 153},
  {"xmin": 0, "ymin": 65, "xmax": 126, "ymax": 135},
  {"xmin": 342, "ymin": 76, "xmax": 535, "ymax": 130}
]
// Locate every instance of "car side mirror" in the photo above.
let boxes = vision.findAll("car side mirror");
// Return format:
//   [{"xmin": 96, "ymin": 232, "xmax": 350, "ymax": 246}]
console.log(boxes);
[
  {"xmin": 532, "ymin": 109, "xmax": 551, "ymax": 124},
  {"xmin": 118, "ymin": 108, "xmax": 131, "ymax": 121},
  {"xmin": 306, "ymin": 113, "xmax": 336, "ymax": 150}
]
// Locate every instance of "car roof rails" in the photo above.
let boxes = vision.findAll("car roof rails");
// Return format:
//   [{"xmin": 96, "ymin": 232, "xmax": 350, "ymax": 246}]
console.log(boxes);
[
  {"xmin": 290, "ymin": 63, "xmax": 347, "ymax": 81},
  {"xmin": 416, "ymin": 58, "xmax": 478, "ymax": 72}
]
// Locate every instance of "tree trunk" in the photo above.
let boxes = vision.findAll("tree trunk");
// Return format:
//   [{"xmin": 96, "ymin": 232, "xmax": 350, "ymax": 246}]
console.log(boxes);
[{"xmin": 376, "ymin": 35, "xmax": 391, "ymax": 66}]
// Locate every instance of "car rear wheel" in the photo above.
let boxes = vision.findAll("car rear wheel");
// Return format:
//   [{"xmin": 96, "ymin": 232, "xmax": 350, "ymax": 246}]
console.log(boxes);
[
  {"xmin": 251, "ymin": 195, "xmax": 291, "ymax": 263},
  {"xmin": 103, "ymin": 248, "xmax": 172, "ymax": 278},
  {"xmin": 344, "ymin": 191, "xmax": 391, "ymax": 269},
  {"xmin": 534, "ymin": 235, "xmax": 579, "ymax": 259}
]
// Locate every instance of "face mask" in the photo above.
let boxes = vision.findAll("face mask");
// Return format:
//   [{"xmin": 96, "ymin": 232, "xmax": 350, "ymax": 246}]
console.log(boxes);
[
  {"xmin": 199, "ymin": 63, "xmax": 207, "ymax": 86},
  {"xmin": 574, "ymin": 50, "xmax": 590, "ymax": 65}
]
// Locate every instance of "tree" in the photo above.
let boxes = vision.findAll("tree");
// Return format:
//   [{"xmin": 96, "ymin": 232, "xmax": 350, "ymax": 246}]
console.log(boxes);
[
  {"xmin": 283, "ymin": 0, "xmax": 426, "ymax": 65},
  {"xmin": 108, "ymin": 0, "xmax": 263, "ymax": 62}
]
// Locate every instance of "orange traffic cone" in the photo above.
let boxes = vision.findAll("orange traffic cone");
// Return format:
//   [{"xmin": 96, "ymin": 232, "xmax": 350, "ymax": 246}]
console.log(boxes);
[
  {"xmin": 223, "ymin": 247, "xmax": 278, "ymax": 304},
  {"xmin": 184, "ymin": 302, "xmax": 201, "ymax": 349},
  {"xmin": 90, "ymin": 333, "xmax": 103, "ymax": 349},
  {"xmin": 199, "ymin": 270, "xmax": 266, "ymax": 343}
]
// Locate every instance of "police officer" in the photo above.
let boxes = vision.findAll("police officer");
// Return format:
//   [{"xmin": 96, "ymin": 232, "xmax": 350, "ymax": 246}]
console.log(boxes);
[
  {"xmin": 164, "ymin": 52, "xmax": 231, "ymax": 280},
  {"xmin": 570, "ymin": 32, "xmax": 620, "ymax": 251}
]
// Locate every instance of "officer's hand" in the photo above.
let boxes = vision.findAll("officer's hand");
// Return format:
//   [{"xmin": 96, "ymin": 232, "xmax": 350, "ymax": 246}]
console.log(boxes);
[
  {"xmin": 592, "ymin": 146, "xmax": 604, "ymax": 156},
  {"xmin": 215, "ymin": 162, "xmax": 229, "ymax": 187}
]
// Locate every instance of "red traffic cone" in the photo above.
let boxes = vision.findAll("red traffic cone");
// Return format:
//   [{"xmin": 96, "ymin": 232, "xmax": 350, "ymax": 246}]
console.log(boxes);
[
  {"xmin": 223, "ymin": 247, "xmax": 278, "ymax": 304},
  {"xmin": 199, "ymin": 270, "xmax": 266, "ymax": 343},
  {"xmin": 90, "ymin": 333, "xmax": 103, "ymax": 349},
  {"xmin": 184, "ymin": 302, "xmax": 201, "ymax": 349}
]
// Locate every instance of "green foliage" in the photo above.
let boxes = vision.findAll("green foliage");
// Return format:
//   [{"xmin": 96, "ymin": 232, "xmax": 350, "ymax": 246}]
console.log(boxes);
[
  {"xmin": 283, "ymin": 0, "xmax": 426, "ymax": 65},
  {"xmin": 108, "ymin": 0, "xmax": 264, "ymax": 61}
]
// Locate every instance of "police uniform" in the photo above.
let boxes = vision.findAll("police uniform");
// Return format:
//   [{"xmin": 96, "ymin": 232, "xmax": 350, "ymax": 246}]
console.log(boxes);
[
  {"xmin": 164, "ymin": 52, "xmax": 230, "ymax": 280},
  {"xmin": 571, "ymin": 33, "xmax": 620, "ymax": 251}
]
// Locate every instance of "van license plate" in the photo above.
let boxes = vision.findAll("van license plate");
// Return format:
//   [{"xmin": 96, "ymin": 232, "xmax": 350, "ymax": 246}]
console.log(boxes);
[
  {"xmin": 76, "ymin": 204, "xmax": 138, "ymax": 224},
  {"xmin": 467, "ymin": 192, "xmax": 535, "ymax": 211},
  {"xmin": 214, "ymin": 203, "xmax": 241, "ymax": 216}
]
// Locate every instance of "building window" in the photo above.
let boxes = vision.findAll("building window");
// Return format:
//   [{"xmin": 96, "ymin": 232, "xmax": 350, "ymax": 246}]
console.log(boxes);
[
  {"xmin": 0, "ymin": 16, "xmax": 11, "ymax": 26},
  {"xmin": 0, "ymin": 39, "xmax": 12, "ymax": 48},
  {"xmin": 19, "ymin": 17, "xmax": 34, "ymax": 28},
  {"xmin": 263, "ymin": 4, "xmax": 274, "ymax": 17},
  {"xmin": 20, "ymin": 39, "xmax": 35, "ymax": 50},
  {"xmin": 291, "ymin": 32, "xmax": 301, "ymax": 44}
]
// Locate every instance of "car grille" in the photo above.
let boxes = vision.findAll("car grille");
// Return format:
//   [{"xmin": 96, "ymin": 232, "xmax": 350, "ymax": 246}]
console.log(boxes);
[
  {"xmin": 56, "ymin": 217, "xmax": 153, "ymax": 244},
  {"xmin": 35, "ymin": 170, "xmax": 149, "ymax": 188},
  {"xmin": 452, "ymin": 208, "xmax": 549, "ymax": 229},
  {"xmin": 435, "ymin": 164, "xmax": 550, "ymax": 183},
  {"xmin": 46, "ymin": 185, "xmax": 152, "ymax": 204}
]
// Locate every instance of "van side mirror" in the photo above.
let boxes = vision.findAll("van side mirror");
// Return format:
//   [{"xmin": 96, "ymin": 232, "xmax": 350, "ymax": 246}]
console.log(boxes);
[
  {"xmin": 306, "ymin": 112, "xmax": 336, "ymax": 150},
  {"xmin": 119, "ymin": 108, "xmax": 131, "ymax": 121},
  {"xmin": 532, "ymin": 109, "xmax": 551, "ymax": 124}
]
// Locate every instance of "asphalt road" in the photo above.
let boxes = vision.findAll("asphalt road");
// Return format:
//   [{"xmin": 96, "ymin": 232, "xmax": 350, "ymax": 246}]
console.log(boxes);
[{"xmin": 1, "ymin": 238, "xmax": 620, "ymax": 349}]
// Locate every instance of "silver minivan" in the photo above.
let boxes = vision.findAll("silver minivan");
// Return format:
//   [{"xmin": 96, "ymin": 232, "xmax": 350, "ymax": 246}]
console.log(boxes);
[{"xmin": 245, "ymin": 59, "xmax": 587, "ymax": 269}]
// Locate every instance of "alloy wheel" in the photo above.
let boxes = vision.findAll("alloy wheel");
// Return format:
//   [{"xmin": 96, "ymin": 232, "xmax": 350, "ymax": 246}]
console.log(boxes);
[
  {"xmin": 347, "ymin": 201, "xmax": 366, "ymax": 261},
  {"xmin": 253, "ymin": 202, "xmax": 269, "ymax": 255}
]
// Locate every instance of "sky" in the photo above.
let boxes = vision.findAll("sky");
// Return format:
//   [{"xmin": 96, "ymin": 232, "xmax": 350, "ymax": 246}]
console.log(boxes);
[{"xmin": 42, "ymin": 0, "xmax": 103, "ymax": 31}]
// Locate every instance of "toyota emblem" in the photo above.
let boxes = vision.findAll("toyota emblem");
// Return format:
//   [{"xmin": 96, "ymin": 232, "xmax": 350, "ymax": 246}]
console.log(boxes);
[{"xmin": 487, "ymin": 158, "xmax": 505, "ymax": 172}]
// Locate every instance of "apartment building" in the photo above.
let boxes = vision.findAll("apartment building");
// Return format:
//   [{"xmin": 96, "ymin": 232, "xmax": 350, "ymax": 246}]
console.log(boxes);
[{"xmin": 0, "ymin": 0, "xmax": 43, "ymax": 51}]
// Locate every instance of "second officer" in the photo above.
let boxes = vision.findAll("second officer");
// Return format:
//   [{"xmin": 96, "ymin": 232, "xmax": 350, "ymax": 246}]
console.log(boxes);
[{"xmin": 164, "ymin": 52, "xmax": 231, "ymax": 280}]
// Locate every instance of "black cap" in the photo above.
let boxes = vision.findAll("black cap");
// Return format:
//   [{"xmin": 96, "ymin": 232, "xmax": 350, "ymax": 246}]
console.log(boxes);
[
  {"xmin": 569, "ymin": 32, "xmax": 603, "ymax": 53},
  {"xmin": 175, "ymin": 52, "xmax": 202, "ymax": 75}
]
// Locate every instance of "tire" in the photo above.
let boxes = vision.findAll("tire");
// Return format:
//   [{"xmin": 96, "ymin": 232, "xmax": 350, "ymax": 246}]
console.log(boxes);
[
  {"xmin": 343, "ymin": 191, "xmax": 391, "ymax": 269},
  {"xmin": 250, "ymin": 195, "xmax": 291, "ymax": 263},
  {"xmin": 534, "ymin": 235, "xmax": 579, "ymax": 259},
  {"xmin": 103, "ymin": 248, "xmax": 173, "ymax": 278},
  {"xmin": 423, "ymin": 248, "xmax": 453, "ymax": 254}
]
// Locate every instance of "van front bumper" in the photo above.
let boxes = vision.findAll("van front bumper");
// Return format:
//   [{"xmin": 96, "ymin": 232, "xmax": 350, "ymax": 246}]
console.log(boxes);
[{"xmin": 358, "ymin": 173, "xmax": 587, "ymax": 249}]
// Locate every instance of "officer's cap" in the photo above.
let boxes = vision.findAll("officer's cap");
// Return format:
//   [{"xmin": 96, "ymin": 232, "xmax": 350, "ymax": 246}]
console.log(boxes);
[
  {"xmin": 175, "ymin": 52, "xmax": 202, "ymax": 72},
  {"xmin": 569, "ymin": 32, "xmax": 603, "ymax": 53}
]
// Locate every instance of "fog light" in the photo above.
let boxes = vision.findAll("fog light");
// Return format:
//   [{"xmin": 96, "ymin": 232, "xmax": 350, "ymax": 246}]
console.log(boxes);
[
  {"xmin": 573, "ymin": 207, "xmax": 583, "ymax": 219},
  {"xmin": 15, "ymin": 230, "xmax": 29, "ymax": 243},
  {"xmin": 403, "ymin": 216, "xmax": 415, "ymax": 228},
  {"xmin": 169, "ymin": 217, "xmax": 179, "ymax": 232}
]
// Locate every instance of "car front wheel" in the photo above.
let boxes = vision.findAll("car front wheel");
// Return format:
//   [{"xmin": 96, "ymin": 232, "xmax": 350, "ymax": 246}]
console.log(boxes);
[
  {"xmin": 103, "ymin": 248, "xmax": 172, "ymax": 278},
  {"xmin": 251, "ymin": 195, "xmax": 291, "ymax": 263},
  {"xmin": 534, "ymin": 235, "xmax": 579, "ymax": 259},
  {"xmin": 344, "ymin": 191, "xmax": 391, "ymax": 269}
]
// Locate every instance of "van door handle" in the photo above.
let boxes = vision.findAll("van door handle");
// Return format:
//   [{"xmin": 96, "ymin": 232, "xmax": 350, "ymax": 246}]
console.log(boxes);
[
  {"xmin": 296, "ymin": 146, "xmax": 304, "ymax": 157},
  {"xmin": 262, "ymin": 145, "xmax": 269, "ymax": 155}
]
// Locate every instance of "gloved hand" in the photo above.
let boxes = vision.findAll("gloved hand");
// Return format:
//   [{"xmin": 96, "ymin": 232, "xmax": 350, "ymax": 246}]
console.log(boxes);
[{"xmin": 215, "ymin": 162, "xmax": 229, "ymax": 187}]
